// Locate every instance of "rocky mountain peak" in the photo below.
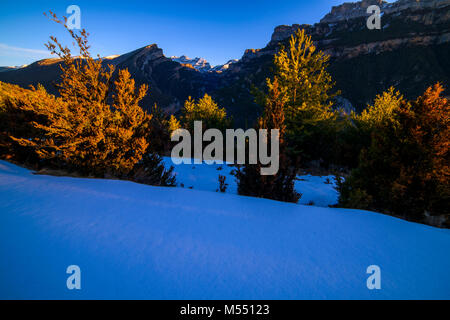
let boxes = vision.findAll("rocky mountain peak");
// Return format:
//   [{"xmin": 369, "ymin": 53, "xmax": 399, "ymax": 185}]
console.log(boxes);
[
  {"xmin": 320, "ymin": 0, "xmax": 385, "ymax": 23},
  {"xmin": 320, "ymin": 0, "xmax": 450, "ymax": 23},
  {"xmin": 170, "ymin": 55, "xmax": 238, "ymax": 73},
  {"xmin": 170, "ymin": 55, "xmax": 212, "ymax": 72}
]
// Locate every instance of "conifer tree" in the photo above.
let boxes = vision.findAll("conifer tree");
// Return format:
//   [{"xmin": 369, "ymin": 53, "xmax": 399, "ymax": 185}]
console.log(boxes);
[
  {"xmin": 338, "ymin": 83, "xmax": 449, "ymax": 227},
  {"xmin": 335, "ymin": 87, "xmax": 406, "ymax": 168},
  {"xmin": 236, "ymin": 78, "xmax": 301, "ymax": 203},
  {"xmin": 355, "ymin": 87, "xmax": 404, "ymax": 129},
  {"xmin": 145, "ymin": 104, "xmax": 173, "ymax": 154},
  {"xmin": 271, "ymin": 29, "xmax": 339, "ymax": 164},
  {"xmin": 168, "ymin": 115, "xmax": 181, "ymax": 133},
  {"xmin": 181, "ymin": 94, "xmax": 231, "ymax": 132},
  {"xmin": 1, "ymin": 12, "xmax": 151, "ymax": 176}
]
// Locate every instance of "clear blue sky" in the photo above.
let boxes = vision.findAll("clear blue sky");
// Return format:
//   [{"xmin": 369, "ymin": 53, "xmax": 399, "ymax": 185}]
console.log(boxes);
[{"xmin": 0, "ymin": 0, "xmax": 347, "ymax": 67}]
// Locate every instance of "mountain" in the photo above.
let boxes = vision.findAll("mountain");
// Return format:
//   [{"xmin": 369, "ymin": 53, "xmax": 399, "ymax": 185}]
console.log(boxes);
[
  {"xmin": 0, "ymin": 65, "xmax": 27, "ymax": 73},
  {"xmin": 0, "ymin": 0, "xmax": 449, "ymax": 126},
  {"xmin": 0, "ymin": 45, "xmax": 220, "ymax": 113},
  {"xmin": 170, "ymin": 55, "xmax": 238, "ymax": 73},
  {"xmin": 208, "ymin": 0, "xmax": 450, "ymax": 125},
  {"xmin": 170, "ymin": 55, "xmax": 212, "ymax": 72}
]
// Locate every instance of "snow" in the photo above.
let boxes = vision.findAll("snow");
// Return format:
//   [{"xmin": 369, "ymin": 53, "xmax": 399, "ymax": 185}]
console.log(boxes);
[
  {"xmin": 0, "ymin": 160, "xmax": 449, "ymax": 299},
  {"xmin": 170, "ymin": 56, "xmax": 237, "ymax": 73},
  {"xmin": 170, "ymin": 55, "xmax": 212, "ymax": 72},
  {"xmin": 163, "ymin": 157, "xmax": 339, "ymax": 207}
]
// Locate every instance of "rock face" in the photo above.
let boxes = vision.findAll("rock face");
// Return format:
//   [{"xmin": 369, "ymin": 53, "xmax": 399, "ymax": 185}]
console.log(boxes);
[
  {"xmin": 320, "ymin": 0, "xmax": 385, "ymax": 24},
  {"xmin": 0, "ymin": 0, "xmax": 449, "ymax": 126},
  {"xmin": 320, "ymin": 0, "xmax": 450, "ymax": 24},
  {"xmin": 218, "ymin": 0, "xmax": 450, "ymax": 124}
]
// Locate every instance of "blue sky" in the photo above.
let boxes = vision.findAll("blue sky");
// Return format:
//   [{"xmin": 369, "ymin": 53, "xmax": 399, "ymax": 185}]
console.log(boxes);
[{"xmin": 0, "ymin": 0, "xmax": 347, "ymax": 67}]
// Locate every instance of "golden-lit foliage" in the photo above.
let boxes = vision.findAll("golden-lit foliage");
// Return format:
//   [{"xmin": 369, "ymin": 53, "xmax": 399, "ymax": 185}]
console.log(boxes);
[
  {"xmin": 267, "ymin": 29, "xmax": 340, "ymax": 164},
  {"xmin": 338, "ymin": 83, "xmax": 450, "ymax": 226},
  {"xmin": 181, "ymin": 93, "xmax": 231, "ymax": 131},
  {"xmin": 0, "ymin": 12, "xmax": 151, "ymax": 176},
  {"xmin": 168, "ymin": 115, "xmax": 181, "ymax": 133},
  {"xmin": 273, "ymin": 29, "xmax": 338, "ymax": 121},
  {"xmin": 355, "ymin": 87, "xmax": 404, "ymax": 129}
]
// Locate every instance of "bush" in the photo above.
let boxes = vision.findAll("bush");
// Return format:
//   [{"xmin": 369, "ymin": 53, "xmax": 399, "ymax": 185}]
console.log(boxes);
[
  {"xmin": 0, "ymin": 12, "xmax": 170, "ymax": 181},
  {"xmin": 181, "ymin": 94, "xmax": 232, "ymax": 132},
  {"xmin": 332, "ymin": 87, "xmax": 405, "ymax": 169},
  {"xmin": 337, "ymin": 83, "xmax": 450, "ymax": 226},
  {"xmin": 130, "ymin": 153, "xmax": 176, "ymax": 187},
  {"xmin": 217, "ymin": 175, "xmax": 228, "ymax": 193}
]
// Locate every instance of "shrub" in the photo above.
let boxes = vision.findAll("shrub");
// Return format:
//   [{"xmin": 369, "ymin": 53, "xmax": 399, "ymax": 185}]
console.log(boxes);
[
  {"xmin": 181, "ymin": 94, "xmax": 232, "ymax": 132},
  {"xmin": 333, "ymin": 87, "xmax": 405, "ymax": 169},
  {"xmin": 130, "ymin": 153, "xmax": 176, "ymax": 187},
  {"xmin": 0, "ymin": 12, "xmax": 152, "ymax": 177},
  {"xmin": 338, "ymin": 83, "xmax": 450, "ymax": 226},
  {"xmin": 218, "ymin": 175, "xmax": 228, "ymax": 193}
]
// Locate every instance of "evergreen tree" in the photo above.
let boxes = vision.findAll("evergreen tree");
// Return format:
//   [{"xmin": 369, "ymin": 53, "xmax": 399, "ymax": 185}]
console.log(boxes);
[
  {"xmin": 272, "ymin": 29, "xmax": 339, "ymax": 164},
  {"xmin": 181, "ymin": 94, "xmax": 231, "ymax": 132},
  {"xmin": 1, "ymin": 12, "xmax": 151, "ymax": 176},
  {"xmin": 338, "ymin": 83, "xmax": 449, "ymax": 227},
  {"xmin": 168, "ymin": 115, "xmax": 181, "ymax": 134},
  {"xmin": 146, "ymin": 104, "xmax": 173, "ymax": 154},
  {"xmin": 0, "ymin": 82, "xmax": 59, "ymax": 166},
  {"xmin": 335, "ymin": 87, "xmax": 406, "ymax": 169},
  {"xmin": 236, "ymin": 78, "xmax": 301, "ymax": 203}
]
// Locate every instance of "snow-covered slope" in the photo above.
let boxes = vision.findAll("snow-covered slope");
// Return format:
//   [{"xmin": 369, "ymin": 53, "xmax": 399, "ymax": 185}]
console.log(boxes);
[
  {"xmin": 0, "ymin": 160, "xmax": 449, "ymax": 299},
  {"xmin": 163, "ymin": 158, "xmax": 339, "ymax": 207}
]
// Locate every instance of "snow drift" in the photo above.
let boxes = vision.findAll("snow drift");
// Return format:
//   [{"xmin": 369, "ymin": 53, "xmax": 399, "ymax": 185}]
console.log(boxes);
[{"xmin": 0, "ymin": 160, "xmax": 449, "ymax": 299}]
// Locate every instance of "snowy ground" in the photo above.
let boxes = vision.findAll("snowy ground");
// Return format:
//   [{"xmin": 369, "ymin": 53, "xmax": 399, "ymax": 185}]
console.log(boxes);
[
  {"xmin": 163, "ymin": 157, "xmax": 339, "ymax": 207},
  {"xmin": 1, "ymin": 160, "xmax": 449, "ymax": 299}
]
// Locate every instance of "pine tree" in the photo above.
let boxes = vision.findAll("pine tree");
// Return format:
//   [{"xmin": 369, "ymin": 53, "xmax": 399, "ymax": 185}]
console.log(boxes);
[
  {"xmin": 355, "ymin": 87, "xmax": 404, "ymax": 129},
  {"xmin": 168, "ymin": 115, "xmax": 181, "ymax": 133},
  {"xmin": 271, "ymin": 29, "xmax": 339, "ymax": 164},
  {"xmin": 146, "ymin": 104, "xmax": 173, "ymax": 154},
  {"xmin": 236, "ymin": 78, "xmax": 301, "ymax": 203},
  {"xmin": 1, "ymin": 12, "xmax": 151, "ymax": 176},
  {"xmin": 181, "ymin": 94, "xmax": 231, "ymax": 132}
]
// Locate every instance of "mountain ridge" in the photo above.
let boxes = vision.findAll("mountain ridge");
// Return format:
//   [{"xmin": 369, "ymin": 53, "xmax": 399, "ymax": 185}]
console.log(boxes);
[{"xmin": 0, "ymin": 0, "xmax": 449, "ymax": 126}]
